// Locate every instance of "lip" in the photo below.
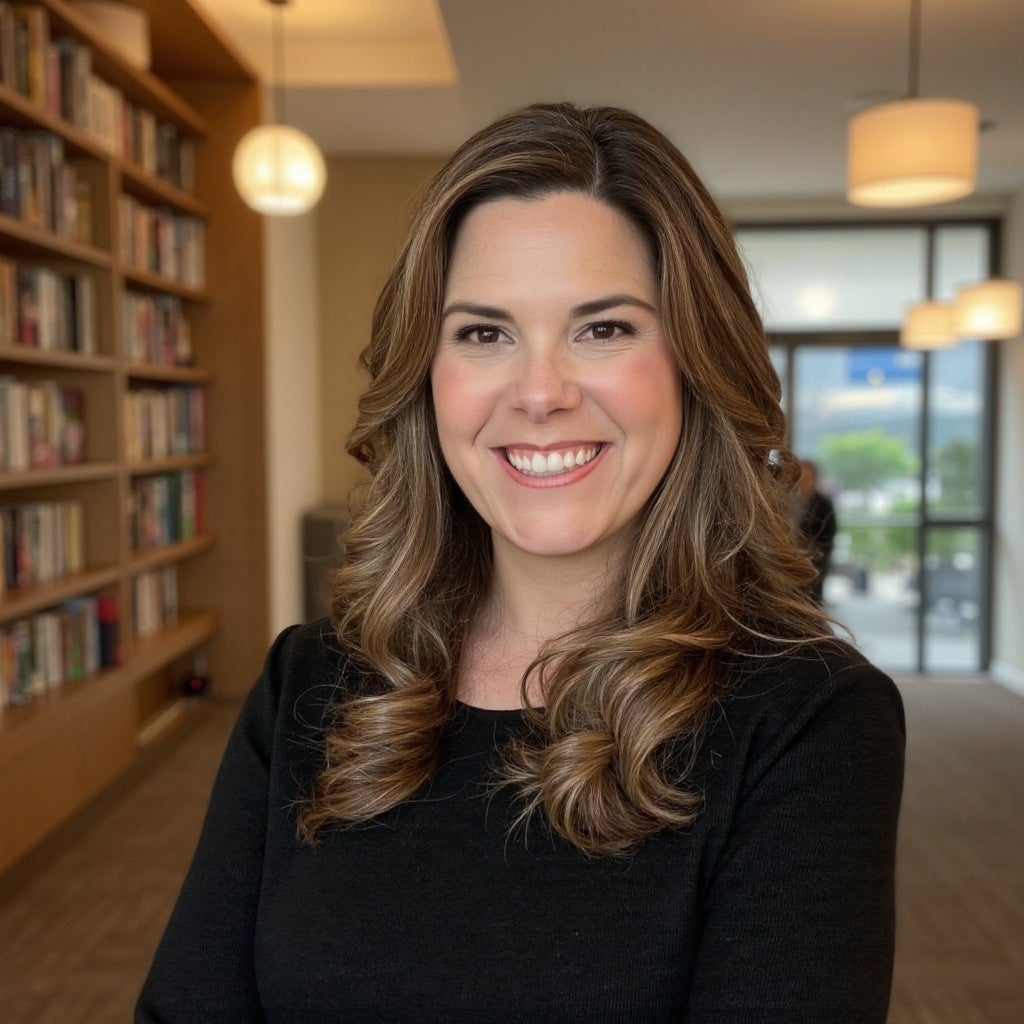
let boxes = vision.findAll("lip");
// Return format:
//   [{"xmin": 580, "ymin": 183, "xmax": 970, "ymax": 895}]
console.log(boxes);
[{"xmin": 493, "ymin": 442, "xmax": 608, "ymax": 488}]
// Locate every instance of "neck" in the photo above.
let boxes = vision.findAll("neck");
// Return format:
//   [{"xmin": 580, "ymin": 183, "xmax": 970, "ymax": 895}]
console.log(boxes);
[
  {"xmin": 456, "ymin": 540, "xmax": 623, "ymax": 710},
  {"xmin": 486, "ymin": 538, "xmax": 624, "ymax": 642}
]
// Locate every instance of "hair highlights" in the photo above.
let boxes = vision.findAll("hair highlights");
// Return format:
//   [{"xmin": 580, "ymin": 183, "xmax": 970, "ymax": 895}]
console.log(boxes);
[{"xmin": 297, "ymin": 103, "xmax": 829, "ymax": 855}]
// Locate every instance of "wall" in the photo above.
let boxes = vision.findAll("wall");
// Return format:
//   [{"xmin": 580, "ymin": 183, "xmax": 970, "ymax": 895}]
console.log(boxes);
[
  {"xmin": 991, "ymin": 186, "xmax": 1024, "ymax": 693},
  {"xmin": 315, "ymin": 156, "xmax": 444, "ymax": 503},
  {"xmin": 263, "ymin": 211, "xmax": 324, "ymax": 634}
]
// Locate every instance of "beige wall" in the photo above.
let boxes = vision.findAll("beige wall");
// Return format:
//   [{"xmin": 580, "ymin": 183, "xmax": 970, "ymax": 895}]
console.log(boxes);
[
  {"xmin": 263, "ymin": 211, "xmax": 323, "ymax": 634},
  {"xmin": 315, "ymin": 156, "xmax": 445, "ymax": 504},
  {"xmin": 992, "ymin": 186, "xmax": 1024, "ymax": 693}
]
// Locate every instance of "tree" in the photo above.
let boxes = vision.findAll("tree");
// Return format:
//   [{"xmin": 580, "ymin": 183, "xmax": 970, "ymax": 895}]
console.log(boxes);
[
  {"xmin": 932, "ymin": 436, "xmax": 978, "ymax": 512},
  {"xmin": 817, "ymin": 429, "xmax": 917, "ymax": 493}
]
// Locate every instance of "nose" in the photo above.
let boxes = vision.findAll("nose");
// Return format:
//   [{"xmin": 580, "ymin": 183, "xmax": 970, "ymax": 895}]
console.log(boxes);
[{"xmin": 508, "ymin": 343, "xmax": 582, "ymax": 422}]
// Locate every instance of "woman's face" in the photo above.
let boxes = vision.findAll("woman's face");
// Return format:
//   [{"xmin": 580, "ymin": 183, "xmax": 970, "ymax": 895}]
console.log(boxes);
[{"xmin": 430, "ymin": 191, "xmax": 682, "ymax": 570}]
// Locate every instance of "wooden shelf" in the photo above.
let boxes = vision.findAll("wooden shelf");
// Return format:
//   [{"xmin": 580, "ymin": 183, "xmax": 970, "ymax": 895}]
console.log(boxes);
[
  {"xmin": 128, "ymin": 534, "xmax": 216, "ymax": 574},
  {"xmin": 126, "ymin": 363, "xmax": 212, "ymax": 385},
  {"xmin": 0, "ymin": 213, "xmax": 110, "ymax": 268},
  {"xmin": 122, "ymin": 266, "xmax": 210, "ymax": 303},
  {"xmin": 124, "ymin": 608, "xmax": 219, "ymax": 680},
  {"xmin": 0, "ymin": 348, "xmax": 116, "ymax": 373},
  {"xmin": 127, "ymin": 452, "xmax": 213, "ymax": 476},
  {"xmin": 0, "ymin": 0, "xmax": 267, "ymax": 877},
  {"xmin": 0, "ymin": 82, "xmax": 112, "ymax": 160},
  {"xmin": 0, "ymin": 462, "xmax": 119, "ymax": 490},
  {"xmin": 0, "ymin": 609, "xmax": 218, "ymax": 762},
  {"xmin": 0, "ymin": 565, "xmax": 121, "ymax": 624},
  {"xmin": 119, "ymin": 161, "xmax": 207, "ymax": 217},
  {"xmin": 36, "ymin": 0, "xmax": 210, "ymax": 137}
]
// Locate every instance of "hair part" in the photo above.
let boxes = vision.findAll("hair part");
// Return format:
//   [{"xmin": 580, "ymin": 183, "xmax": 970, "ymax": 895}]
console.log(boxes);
[{"xmin": 298, "ymin": 102, "xmax": 831, "ymax": 856}]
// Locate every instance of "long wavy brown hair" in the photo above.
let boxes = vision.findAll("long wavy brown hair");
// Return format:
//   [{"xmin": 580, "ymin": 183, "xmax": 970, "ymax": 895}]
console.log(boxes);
[{"xmin": 297, "ymin": 102, "xmax": 832, "ymax": 856}]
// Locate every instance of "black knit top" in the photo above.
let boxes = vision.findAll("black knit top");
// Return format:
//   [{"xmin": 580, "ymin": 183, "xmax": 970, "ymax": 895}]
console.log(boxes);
[{"xmin": 136, "ymin": 619, "xmax": 905, "ymax": 1023}]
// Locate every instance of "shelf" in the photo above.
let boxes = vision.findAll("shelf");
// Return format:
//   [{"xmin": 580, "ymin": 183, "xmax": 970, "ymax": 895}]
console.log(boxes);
[
  {"xmin": 0, "ymin": 608, "xmax": 218, "ymax": 763},
  {"xmin": 136, "ymin": 694, "xmax": 207, "ymax": 749},
  {"xmin": 127, "ymin": 452, "xmax": 213, "ymax": 476},
  {"xmin": 122, "ymin": 266, "xmax": 210, "ymax": 303},
  {"xmin": 126, "ymin": 363, "xmax": 212, "ymax": 385},
  {"xmin": 0, "ymin": 213, "xmax": 111, "ymax": 268},
  {"xmin": 0, "ymin": 565, "xmax": 121, "ymax": 624},
  {"xmin": 0, "ymin": 0, "xmax": 266, "ymax": 877},
  {"xmin": 125, "ymin": 608, "xmax": 219, "ymax": 687},
  {"xmin": 37, "ymin": 0, "xmax": 210, "ymax": 137},
  {"xmin": 0, "ymin": 462, "xmax": 119, "ymax": 490},
  {"xmin": 0, "ymin": 348, "xmax": 115, "ymax": 373},
  {"xmin": 129, "ymin": 534, "xmax": 215, "ymax": 574},
  {"xmin": 0, "ymin": 83, "xmax": 112, "ymax": 161},
  {"xmin": 119, "ymin": 161, "xmax": 207, "ymax": 217}
]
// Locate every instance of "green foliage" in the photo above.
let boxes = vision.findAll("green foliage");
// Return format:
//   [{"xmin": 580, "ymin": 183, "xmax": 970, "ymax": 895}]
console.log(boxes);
[
  {"xmin": 817, "ymin": 429, "xmax": 917, "ymax": 492},
  {"xmin": 932, "ymin": 436, "xmax": 978, "ymax": 512}
]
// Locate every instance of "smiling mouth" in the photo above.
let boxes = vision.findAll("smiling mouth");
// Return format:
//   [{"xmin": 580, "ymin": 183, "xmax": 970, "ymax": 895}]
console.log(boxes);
[{"xmin": 503, "ymin": 444, "xmax": 603, "ymax": 477}]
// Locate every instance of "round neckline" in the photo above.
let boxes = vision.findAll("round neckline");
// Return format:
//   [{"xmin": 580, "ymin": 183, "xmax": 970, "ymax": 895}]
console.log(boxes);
[{"xmin": 453, "ymin": 699, "xmax": 536, "ymax": 719}]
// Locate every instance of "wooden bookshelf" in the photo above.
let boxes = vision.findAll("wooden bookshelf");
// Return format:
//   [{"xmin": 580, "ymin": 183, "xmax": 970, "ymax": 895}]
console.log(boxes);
[{"xmin": 0, "ymin": 1, "xmax": 268, "ymax": 874}]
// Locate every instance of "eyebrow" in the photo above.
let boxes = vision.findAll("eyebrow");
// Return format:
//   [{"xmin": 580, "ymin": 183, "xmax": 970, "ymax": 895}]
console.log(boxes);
[{"xmin": 440, "ymin": 293, "xmax": 659, "ymax": 321}]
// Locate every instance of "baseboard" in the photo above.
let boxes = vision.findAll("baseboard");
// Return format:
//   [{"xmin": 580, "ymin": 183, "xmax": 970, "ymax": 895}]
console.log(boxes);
[{"xmin": 990, "ymin": 660, "xmax": 1024, "ymax": 698}]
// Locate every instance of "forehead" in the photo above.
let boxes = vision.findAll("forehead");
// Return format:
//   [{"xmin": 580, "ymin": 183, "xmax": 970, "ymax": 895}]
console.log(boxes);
[{"xmin": 444, "ymin": 192, "xmax": 657, "ymax": 299}]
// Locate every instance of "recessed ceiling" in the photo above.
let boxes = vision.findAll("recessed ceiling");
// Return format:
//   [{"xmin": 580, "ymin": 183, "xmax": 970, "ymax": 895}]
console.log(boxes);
[{"xmin": 192, "ymin": 0, "xmax": 1024, "ymax": 202}]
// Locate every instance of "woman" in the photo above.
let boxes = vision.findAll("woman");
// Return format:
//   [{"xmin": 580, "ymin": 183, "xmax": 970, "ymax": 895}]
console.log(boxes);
[{"xmin": 137, "ymin": 103, "xmax": 904, "ymax": 1022}]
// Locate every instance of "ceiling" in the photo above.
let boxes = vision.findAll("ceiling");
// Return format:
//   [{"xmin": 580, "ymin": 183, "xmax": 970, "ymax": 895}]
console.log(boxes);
[{"xmin": 192, "ymin": 0, "xmax": 1024, "ymax": 203}]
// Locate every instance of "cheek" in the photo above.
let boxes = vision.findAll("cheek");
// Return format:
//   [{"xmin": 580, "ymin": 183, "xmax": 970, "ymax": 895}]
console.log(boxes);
[
  {"xmin": 599, "ymin": 348, "xmax": 683, "ymax": 440},
  {"xmin": 430, "ymin": 358, "xmax": 493, "ymax": 445}
]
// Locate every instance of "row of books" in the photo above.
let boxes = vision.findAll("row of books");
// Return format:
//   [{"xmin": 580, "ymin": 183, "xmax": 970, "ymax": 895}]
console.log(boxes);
[
  {"xmin": 133, "ymin": 565, "xmax": 177, "ymax": 639},
  {"xmin": 119, "ymin": 195, "xmax": 205, "ymax": 288},
  {"xmin": 0, "ymin": 593, "xmax": 119, "ymax": 711},
  {"xmin": 123, "ymin": 103, "xmax": 195, "ymax": 194},
  {"xmin": 123, "ymin": 290, "xmax": 192, "ymax": 367},
  {"xmin": 131, "ymin": 469, "xmax": 206, "ymax": 552},
  {"xmin": 0, "ymin": 376, "xmax": 84, "ymax": 471},
  {"xmin": 124, "ymin": 385, "xmax": 205, "ymax": 463},
  {"xmin": 0, "ymin": 255, "xmax": 96, "ymax": 352},
  {"xmin": 0, "ymin": 497, "xmax": 84, "ymax": 595},
  {"xmin": 0, "ymin": 127, "xmax": 92, "ymax": 243},
  {"xmin": 0, "ymin": 3, "xmax": 196, "ymax": 191}
]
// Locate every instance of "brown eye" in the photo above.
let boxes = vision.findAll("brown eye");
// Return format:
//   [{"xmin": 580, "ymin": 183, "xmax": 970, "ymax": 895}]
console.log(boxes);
[
  {"xmin": 582, "ymin": 320, "xmax": 634, "ymax": 342},
  {"xmin": 453, "ymin": 324, "xmax": 507, "ymax": 345}
]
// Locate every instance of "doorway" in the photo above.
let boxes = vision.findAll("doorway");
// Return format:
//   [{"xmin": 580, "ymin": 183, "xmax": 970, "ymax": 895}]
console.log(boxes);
[{"xmin": 772, "ymin": 336, "xmax": 994, "ymax": 672}]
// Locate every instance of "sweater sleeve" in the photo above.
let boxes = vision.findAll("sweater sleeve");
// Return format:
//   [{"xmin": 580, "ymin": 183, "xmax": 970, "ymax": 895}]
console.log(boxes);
[
  {"xmin": 134, "ymin": 625, "xmax": 300, "ymax": 1023},
  {"xmin": 684, "ymin": 663, "xmax": 906, "ymax": 1024}
]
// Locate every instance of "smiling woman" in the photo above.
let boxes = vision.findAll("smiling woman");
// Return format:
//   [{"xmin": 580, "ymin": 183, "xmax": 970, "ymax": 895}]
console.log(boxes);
[
  {"xmin": 430, "ymin": 192, "xmax": 682, "ymax": 605},
  {"xmin": 137, "ymin": 103, "xmax": 905, "ymax": 1023}
]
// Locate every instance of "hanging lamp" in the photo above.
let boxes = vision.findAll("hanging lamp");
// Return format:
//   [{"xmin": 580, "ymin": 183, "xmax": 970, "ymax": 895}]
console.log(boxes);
[
  {"xmin": 847, "ymin": 0, "xmax": 978, "ymax": 208},
  {"xmin": 900, "ymin": 300, "xmax": 957, "ymax": 349},
  {"xmin": 953, "ymin": 279, "xmax": 1024, "ymax": 340},
  {"xmin": 232, "ymin": 0, "xmax": 326, "ymax": 216}
]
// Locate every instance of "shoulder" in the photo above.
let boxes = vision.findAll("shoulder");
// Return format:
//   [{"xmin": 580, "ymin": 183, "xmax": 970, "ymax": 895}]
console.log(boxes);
[
  {"xmin": 248, "ymin": 618, "xmax": 356, "ymax": 741},
  {"xmin": 723, "ymin": 638, "xmax": 900, "ymax": 722},
  {"xmin": 707, "ymin": 639, "xmax": 905, "ymax": 788}
]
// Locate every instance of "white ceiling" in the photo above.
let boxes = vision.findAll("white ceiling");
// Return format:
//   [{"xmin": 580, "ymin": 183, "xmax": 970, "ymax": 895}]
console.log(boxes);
[{"xmin": 194, "ymin": 0, "xmax": 1024, "ymax": 202}]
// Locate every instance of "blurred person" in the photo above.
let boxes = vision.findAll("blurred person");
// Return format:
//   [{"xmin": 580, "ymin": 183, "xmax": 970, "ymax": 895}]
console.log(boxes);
[{"xmin": 794, "ymin": 458, "xmax": 838, "ymax": 604}]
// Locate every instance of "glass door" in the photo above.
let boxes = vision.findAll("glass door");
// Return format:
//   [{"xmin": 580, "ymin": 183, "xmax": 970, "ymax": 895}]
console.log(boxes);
[{"xmin": 777, "ymin": 338, "xmax": 992, "ymax": 672}]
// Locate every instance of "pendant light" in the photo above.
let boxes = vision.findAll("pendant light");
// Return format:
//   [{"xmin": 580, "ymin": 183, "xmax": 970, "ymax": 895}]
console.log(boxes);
[
  {"xmin": 900, "ymin": 300, "xmax": 957, "ymax": 349},
  {"xmin": 232, "ymin": 0, "xmax": 326, "ymax": 216},
  {"xmin": 847, "ymin": 0, "xmax": 978, "ymax": 208},
  {"xmin": 953, "ymin": 279, "xmax": 1024, "ymax": 340}
]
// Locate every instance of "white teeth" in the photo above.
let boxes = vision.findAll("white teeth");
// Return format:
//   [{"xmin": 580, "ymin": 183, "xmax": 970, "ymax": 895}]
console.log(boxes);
[{"xmin": 506, "ymin": 445, "xmax": 600, "ymax": 477}]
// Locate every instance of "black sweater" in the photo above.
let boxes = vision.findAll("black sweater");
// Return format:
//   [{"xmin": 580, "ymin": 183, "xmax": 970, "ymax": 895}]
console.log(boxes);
[{"xmin": 136, "ymin": 620, "xmax": 905, "ymax": 1023}]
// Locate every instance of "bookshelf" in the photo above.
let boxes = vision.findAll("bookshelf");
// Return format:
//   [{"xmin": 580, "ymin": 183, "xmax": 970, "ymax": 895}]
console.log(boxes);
[{"xmin": 0, "ymin": 0, "xmax": 268, "ymax": 873}]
